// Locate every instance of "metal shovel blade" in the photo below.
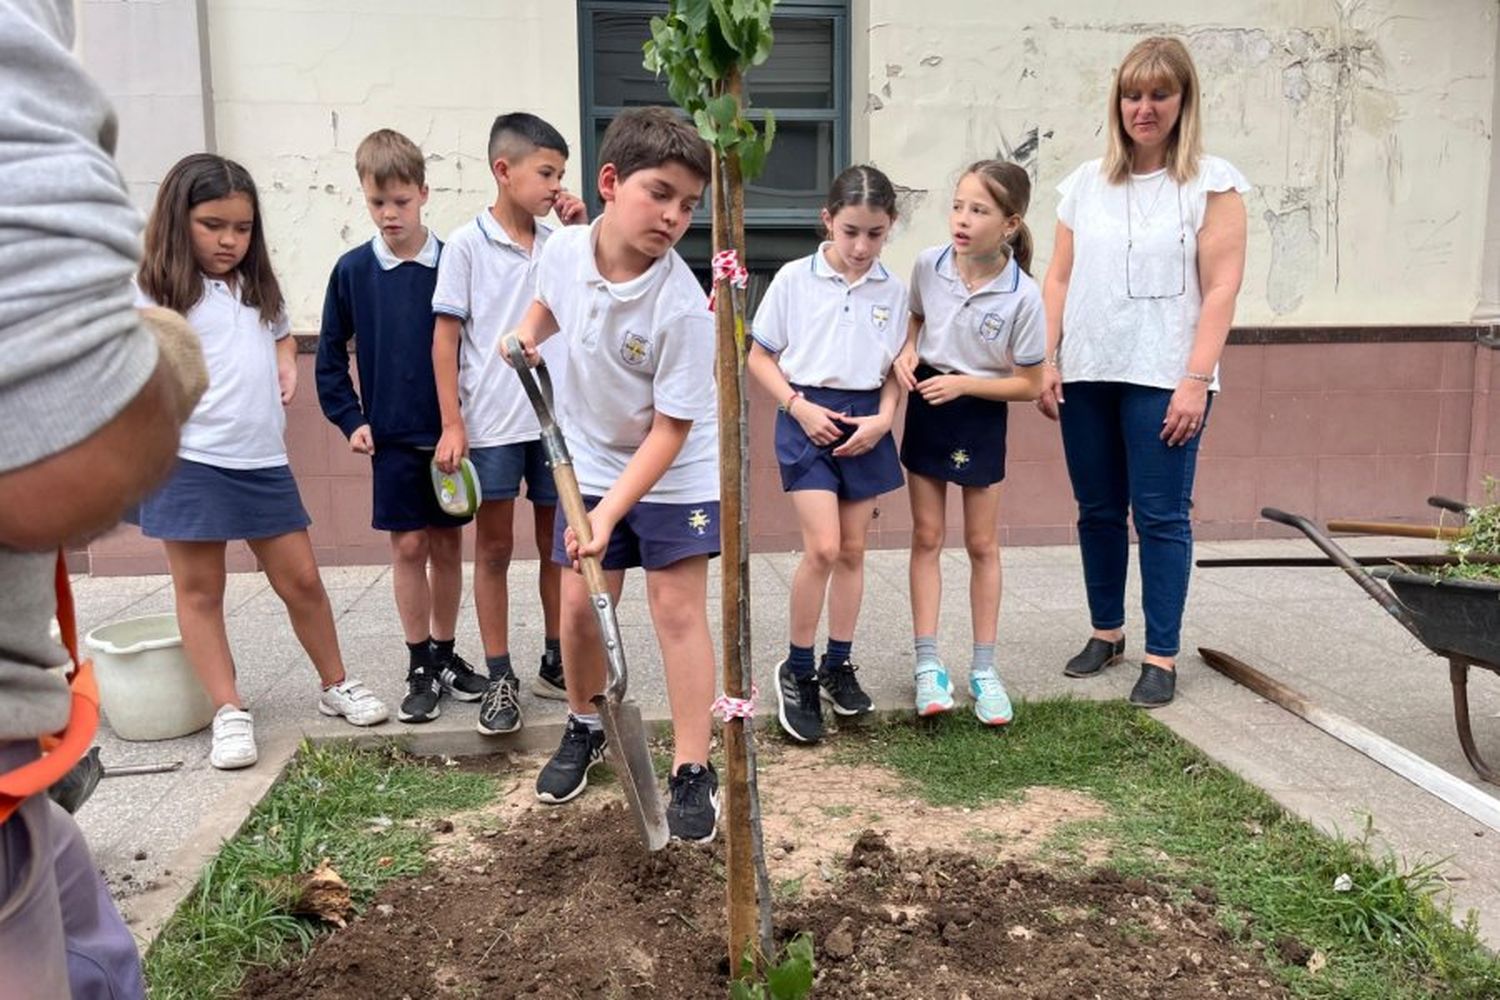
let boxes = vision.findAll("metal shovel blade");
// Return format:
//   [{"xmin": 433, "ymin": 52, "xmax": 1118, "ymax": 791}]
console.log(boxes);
[{"xmin": 594, "ymin": 692, "xmax": 670, "ymax": 852}]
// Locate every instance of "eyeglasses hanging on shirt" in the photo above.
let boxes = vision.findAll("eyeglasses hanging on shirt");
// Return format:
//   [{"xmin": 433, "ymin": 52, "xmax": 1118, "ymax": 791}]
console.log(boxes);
[{"xmin": 1124, "ymin": 172, "xmax": 1186, "ymax": 300}]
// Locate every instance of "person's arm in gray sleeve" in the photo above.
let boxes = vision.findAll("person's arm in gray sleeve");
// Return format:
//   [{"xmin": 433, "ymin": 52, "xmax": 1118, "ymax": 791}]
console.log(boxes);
[{"xmin": 0, "ymin": 0, "xmax": 205, "ymax": 551}]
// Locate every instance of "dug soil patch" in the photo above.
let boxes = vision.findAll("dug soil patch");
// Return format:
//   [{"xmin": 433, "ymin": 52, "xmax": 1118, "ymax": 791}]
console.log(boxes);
[{"xmin": 241, "ymin": 751, "xmax": 1287, "ymax": 999}]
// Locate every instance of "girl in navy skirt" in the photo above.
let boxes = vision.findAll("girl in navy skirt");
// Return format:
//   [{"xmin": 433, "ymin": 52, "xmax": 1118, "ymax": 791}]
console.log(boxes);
[
  {"xmin": 748, "ymin": 166, "xmax": 908, "ymax": 744},
  {"xmin": 134, "ymin": 154, "xmax": 388, "ymax": 769},
  {"xmin": 893, "ymin": 161, "xmax": 1046, "ymax": 725}
]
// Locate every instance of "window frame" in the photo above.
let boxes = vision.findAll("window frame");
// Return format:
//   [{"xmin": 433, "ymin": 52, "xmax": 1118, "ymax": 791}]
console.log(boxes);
[{"xmin": 577, "ymin": 0, "xmax": 850, "ymax": 231}]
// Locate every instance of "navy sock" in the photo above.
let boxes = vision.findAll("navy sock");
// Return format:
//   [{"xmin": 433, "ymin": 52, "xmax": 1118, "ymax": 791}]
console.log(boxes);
[
  {"xmin": 407, "ymin": 639, "xmax": 434, "ymax": 670},
  {"xmin": 824, "ymin": 638, "xmax": 853, "ymax": 668},
  {"xmin": 485, "ymin": 653, "xmax": 514, "ymax": 681},
  {"xmin": 787, "ymin": 643, "xmax": 816, "ymax": 679}
]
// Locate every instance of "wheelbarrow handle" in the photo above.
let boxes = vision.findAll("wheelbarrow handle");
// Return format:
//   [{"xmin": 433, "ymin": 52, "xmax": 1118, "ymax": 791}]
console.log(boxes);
[
  {"xmin": 1258, "ymin": 507, "xmax": 1420, "ymax": 631},
  {"xmin": 1427, "ymin": 495, "xmax": 1471, "ymax": 516},
  {"xmin": 503, "ymin": 336, "xmax": 628, "ymax": 699}
]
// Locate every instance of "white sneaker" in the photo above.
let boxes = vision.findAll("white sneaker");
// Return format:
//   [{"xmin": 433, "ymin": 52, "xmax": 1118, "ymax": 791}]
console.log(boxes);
[
  {"xmin": 210, "ymin": 705, "xmax": 258, "ymax": 770},
  {"xmin": 318, "ymin": 677, "xmax": 390, "ymax": 726}
]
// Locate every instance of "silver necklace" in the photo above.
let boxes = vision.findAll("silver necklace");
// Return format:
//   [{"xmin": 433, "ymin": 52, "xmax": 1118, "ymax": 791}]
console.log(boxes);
[{"xmin": 1127, "ymin": 171, "xmax": 1172, "ymax": 227}]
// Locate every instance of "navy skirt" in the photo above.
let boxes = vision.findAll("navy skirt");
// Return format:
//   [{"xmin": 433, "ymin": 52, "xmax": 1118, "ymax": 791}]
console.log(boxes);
[
  {"xmin": 134, "ymin": 459, "xmax": 311, "ymax": 541},
  {"xmin": 900, "ymin": 364, "xmax": 1009, "ymax": 486},
  {"xmin": 774, "ymin": 384, "xmax": 904, "ymax": 501}
]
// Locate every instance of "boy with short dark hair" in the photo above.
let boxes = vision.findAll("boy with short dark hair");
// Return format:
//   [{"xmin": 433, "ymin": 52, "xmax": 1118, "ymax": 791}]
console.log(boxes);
[
  {"xmin": 509, "ymin": 106, "xmax": 721, "ymax": 843},
  {"xmin": 317, "ymin": 127, "xmax": 480, "ymax": 724},
  {"xmin": 432, "ymin": 112, "xmax": 587, "ymax": 736}
]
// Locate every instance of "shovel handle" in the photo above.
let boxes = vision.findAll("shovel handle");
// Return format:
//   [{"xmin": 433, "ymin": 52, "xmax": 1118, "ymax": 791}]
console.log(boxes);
[
  {"xmin": 1326, "ymin": 520, "xmax": 1462, "ymax": 541},
  {"xmin": 551, "ymin": 463, "xmax": 611, "ymax": 597}
]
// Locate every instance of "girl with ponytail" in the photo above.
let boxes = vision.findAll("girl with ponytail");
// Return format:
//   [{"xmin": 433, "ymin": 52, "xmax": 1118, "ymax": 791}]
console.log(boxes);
[{"xmin": 891, "ymin": 159, "xmax": 1046, "ymax": 725}]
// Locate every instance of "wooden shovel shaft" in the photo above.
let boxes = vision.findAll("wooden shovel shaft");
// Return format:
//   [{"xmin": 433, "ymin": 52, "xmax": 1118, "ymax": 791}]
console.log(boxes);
[
  {"xmin": 1327, "ymin": 520, "xmax": 1462, "ymax": 541},
  {"xmin": 550, "ymin": 463, "xmax": 610, "ymax": 597}
]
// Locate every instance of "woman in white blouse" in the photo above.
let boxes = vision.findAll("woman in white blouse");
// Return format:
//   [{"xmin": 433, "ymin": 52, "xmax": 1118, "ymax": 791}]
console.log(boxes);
[{"xmin": 1038, "ymin": 36, "xmax": 1249, "ymax": 708}]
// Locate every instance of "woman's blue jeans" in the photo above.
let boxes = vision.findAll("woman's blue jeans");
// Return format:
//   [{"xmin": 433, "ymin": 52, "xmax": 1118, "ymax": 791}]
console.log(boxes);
[{"xmin": 1058, "ymin": 381, "xmax": 1210, "ymax": 658}]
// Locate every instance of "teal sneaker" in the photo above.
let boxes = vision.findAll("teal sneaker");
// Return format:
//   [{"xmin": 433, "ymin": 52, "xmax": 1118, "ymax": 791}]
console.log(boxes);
[
  {"xmin": 969, "ymin": 670, "xmax": 1013, "ymax": 726},
  {"xmin": 914, "ymin": 663, "xmax": 955, "ymax": 717}
]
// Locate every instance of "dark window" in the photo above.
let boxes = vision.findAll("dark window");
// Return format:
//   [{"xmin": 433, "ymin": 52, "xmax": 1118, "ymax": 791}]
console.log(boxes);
[{"xmin": 578, "ymin": 0, "xmax": 849, "ymax": 269}]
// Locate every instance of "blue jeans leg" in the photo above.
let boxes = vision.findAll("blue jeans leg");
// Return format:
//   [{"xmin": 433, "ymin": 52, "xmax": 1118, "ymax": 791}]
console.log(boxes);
[
  {"xmin": 1058, "ymin": 382, "xmax": 1129, "ymax": 633},
  {"xmin": 1121, "ymin": 385, "xmax": 1208, "ymax": 657},
  {"xmin": 1060, "ymin": 382, "xmax": 1209, "ymax": 658}
]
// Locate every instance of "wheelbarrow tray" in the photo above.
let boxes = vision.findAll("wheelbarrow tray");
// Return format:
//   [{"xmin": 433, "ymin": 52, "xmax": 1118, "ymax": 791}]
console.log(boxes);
[{"xmin": 1376, "ymin": 569, "xmax": 1500, "ymax": 664}]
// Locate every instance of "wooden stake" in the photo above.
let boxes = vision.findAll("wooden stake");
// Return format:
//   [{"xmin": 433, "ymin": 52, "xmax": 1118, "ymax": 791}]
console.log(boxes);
[{"xmin": 713, "ymin": 65, "xmax": 769, "ymax": 970}]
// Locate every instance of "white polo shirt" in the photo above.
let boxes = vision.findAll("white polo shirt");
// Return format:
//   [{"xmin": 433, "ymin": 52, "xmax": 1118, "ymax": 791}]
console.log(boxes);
[
  {"xmin": 432, "ymin": 210, "xmax": 564, "ymax": 448},
  {"xmin": 134, "ymin": 278, "xmax": 290, "ymax": 469},
  {"xmin": 371, "ymin": 227, "xmax": 439, "ymax": 270},
  {"xmin": 750, "ymin": 244, "xmax": 908, "ymax": 390},
  {"xmin": 534, "ymin": 221, "xmax": 719, "ymax": 504},
  {"xmin": 909, "ymin": 244, "xmax": 1046, "ymax": 377}
]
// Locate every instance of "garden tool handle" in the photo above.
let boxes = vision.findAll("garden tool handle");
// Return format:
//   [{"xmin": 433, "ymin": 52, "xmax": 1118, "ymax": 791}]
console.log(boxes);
[
  {"xmin": 550, "ymin": 463, "xmax": 611, "ymax": 597},
  {"xmin": 1427, "ymin": 495, "xmax": 1470, "ymax": 516},
  {"xmin": 1326, "ymin": 520, "xmax": 1462, "ymax": 542},
  {"xmin": 503, "ymin": 335, "xmax": 627, "ymax": 700},
  {"xmin": 501, "ymin": 334, "xmax": 555, "ymax": 424},
  {"xmin": 1260, "ymin": 508, "xmax": 1420, "ymax": 630}
]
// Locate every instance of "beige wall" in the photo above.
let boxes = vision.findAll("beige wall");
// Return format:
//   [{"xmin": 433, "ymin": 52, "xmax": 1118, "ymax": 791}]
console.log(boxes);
[
  {"xmin": 202, "ymin": 0, "xmax": 582, "ymax": 327},
  {"xmin": 863, "ymin": 0, "xmax": 1499, "ymax": 325},
  {"xmin": 83, "ymin": 1, "xmax": 1497, "ymax": 331},
  {"xmin": 71, "ymin": 1, "xmax": 1500, "ymax": 574}
]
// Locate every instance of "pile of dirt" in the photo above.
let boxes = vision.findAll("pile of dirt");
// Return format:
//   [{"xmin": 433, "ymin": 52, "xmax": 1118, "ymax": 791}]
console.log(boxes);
[{"xmin": 241, "ymin": 806, "xmax": 1287, "ymax": 999}]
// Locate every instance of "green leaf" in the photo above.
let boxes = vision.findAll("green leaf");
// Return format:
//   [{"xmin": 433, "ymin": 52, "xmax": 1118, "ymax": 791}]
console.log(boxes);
[
  {"xmin": 707, "ymin": 93, "xmax": 739, "ymax": 128},
  {"xmin": 692, "ymin": 108, "xmax": 720, "ymax": 146},
  {"xmin": 679, "ymin": 0, "xmax": 713, "ymax": 33}
]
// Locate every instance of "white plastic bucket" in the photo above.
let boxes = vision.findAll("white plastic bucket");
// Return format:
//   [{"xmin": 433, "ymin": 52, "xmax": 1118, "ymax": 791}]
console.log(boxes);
[{"xmin": 83, "ymin": 614, "xmax": 215, "ymax": 741}]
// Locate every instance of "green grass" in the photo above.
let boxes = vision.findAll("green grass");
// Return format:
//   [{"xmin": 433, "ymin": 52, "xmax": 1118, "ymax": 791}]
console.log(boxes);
[
  {"xmin": 843, "ymin": 700, "xmax": 1500, "ymax": 1000},
  {"xmin": 144, "ymin": 740, "xmax": 494, "ymax": 1000}
]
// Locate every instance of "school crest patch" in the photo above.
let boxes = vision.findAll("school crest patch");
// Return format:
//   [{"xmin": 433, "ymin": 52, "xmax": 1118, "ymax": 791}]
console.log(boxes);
[
  {"xmin": 687, "ymin": 507, "xmax": 712, "ymax": 536},
  {"xmin": 620, "ymin": 331, "xmax": 651, "ymax": 367},
  {"xmin": 870, "ymin": 304, "xmax": 891, "ymax": 331},
  {"xmin": 978, "ymin": 311, "xmax": 1005, "ymax": 342}
]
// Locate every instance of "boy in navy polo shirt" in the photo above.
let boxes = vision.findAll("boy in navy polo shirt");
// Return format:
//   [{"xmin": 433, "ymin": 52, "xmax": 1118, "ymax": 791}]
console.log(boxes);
[{"xmin": 317, "ymin": 129, "xmax": 485, "ymax": 724}]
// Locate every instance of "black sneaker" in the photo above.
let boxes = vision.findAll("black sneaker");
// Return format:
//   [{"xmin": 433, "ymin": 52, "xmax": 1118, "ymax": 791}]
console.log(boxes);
[
  {"xmin": 475, "ymin": 673, "xmax": 522, "ymax": 736},
  {"xmin": 532, "ymin": 648, "xmax": 567, "ymax": 701},
  {"xmin": 436, "ymin": 652, "xmax": 487, "ymax": 701},
  {"xmin": 667, "ymin": 762, "xmax": 720, "ymax": 843},
  {"xmin": 399, "ymin": 665, "xmax": 442, "ymax": 723},
  {"xmin": 774, "ymin": 658, "xmax": 824, "ymax": 743},
  {"xmin": 535, "ymin": 718, "xmax": 607, "ymax": 803},
  {"xmin": 818, "ymin": 657, "xmax": 874, "ymax": 716}
]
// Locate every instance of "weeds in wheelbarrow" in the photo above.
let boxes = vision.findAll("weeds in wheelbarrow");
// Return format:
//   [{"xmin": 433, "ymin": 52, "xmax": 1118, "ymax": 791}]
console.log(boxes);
[{"xmin": 1439, "ymin": 477, "xmax": 1500, "ymax": 582}]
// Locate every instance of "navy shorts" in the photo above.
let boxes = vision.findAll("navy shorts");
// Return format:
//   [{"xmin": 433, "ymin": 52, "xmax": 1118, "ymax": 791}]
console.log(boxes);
[
  {"xmin": 775, "ymin": 384, "xmax": 903, "ymax": 500},
  {"xmin": 900, "ymin": 364, "xmax": 1009, "ymax": 486},
  {"xmin": 371, "ymin": 445, "xmax": 471, "ymax": 532},
  {"xmin": 551, "ymin": 496, "xmax": 720, "ymax": 571},
  {"xmin": 470, "ymin": 441, "xmax": 558, "ymax": 505},
  {"xmin": 135, "ymin": 459, "xmax": 310, "ymax": 541}
]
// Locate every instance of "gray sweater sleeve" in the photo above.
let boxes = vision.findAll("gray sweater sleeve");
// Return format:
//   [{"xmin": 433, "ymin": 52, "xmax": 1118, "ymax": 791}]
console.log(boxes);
[
  {"xmin": 0, "ymin": 1, "xmax": 161, "ymax": 741},
  {"xmin": 0, "ymin": 0, "xmax": 159, "ymax": 473}
]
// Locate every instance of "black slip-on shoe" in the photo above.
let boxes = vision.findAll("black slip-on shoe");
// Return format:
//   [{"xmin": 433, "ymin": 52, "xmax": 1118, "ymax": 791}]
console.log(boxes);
[
  {"xmin": 1063, "ymin": 636, "xmax": 1126, "ymax": 678},
  {"xmin": 1128, "ymin": 664, "xmax": 1177, "ymax": 708}
]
